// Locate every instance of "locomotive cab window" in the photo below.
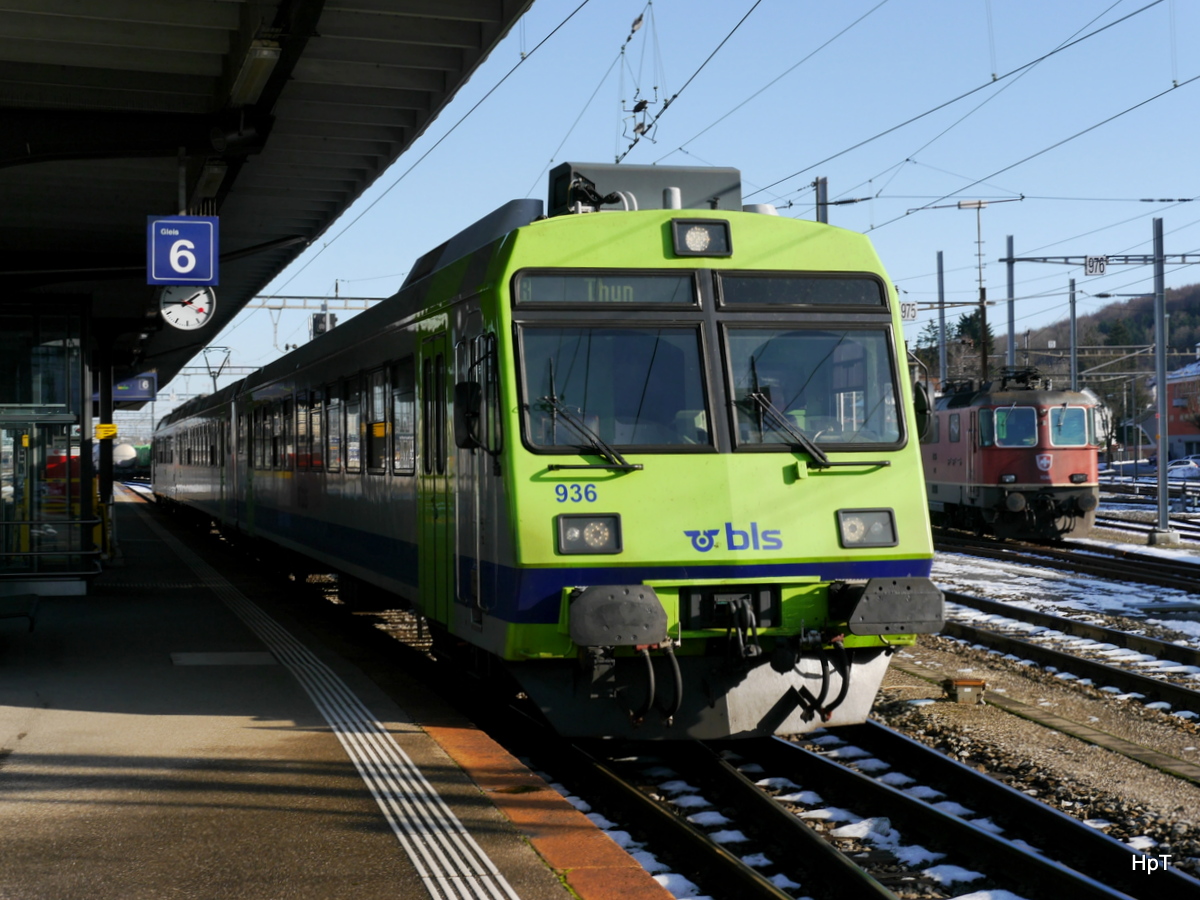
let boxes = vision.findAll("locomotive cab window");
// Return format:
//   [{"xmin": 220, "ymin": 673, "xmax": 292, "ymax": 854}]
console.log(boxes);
[
  {"xmin": 726, "ymin": 327, "xmax": 900, "ymax": 448},
  {"xmin": 519, "ymin": 325, "xmax": 711, "ymax": 450},
  {"xmin": 993, "ymin": 407, "xmax": 1037, "ymax": 447},
  {"xmin": 1049, "ymin": 405, "xmax": 1090, "ymax": 447}
]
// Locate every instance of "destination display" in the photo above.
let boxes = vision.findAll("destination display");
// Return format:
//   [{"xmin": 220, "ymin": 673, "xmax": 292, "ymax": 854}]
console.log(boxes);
[{"xmin": 516, "ymin": 273, "xmax": 695, "ymax": 305}]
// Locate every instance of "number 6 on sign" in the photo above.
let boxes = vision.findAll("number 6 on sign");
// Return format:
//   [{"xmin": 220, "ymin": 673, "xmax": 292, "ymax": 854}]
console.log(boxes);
[
  {"xmin": 170, "ymin": 240, "xmax": 197, "ymax": 273},
  {"xmin": 146, "ymin": 215, "xmax": 220, "ymax": 285}
]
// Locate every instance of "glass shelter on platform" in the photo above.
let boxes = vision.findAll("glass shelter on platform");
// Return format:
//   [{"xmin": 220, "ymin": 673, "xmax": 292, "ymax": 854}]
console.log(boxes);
[{"xmin": 0, "ymin": 302, "xmax": 96, "ymax": 594}]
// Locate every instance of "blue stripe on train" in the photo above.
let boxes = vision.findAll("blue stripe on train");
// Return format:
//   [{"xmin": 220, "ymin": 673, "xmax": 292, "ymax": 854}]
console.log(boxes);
[
  {"xmin": 467, "ymin": 557, "xmax": 934, "ymax": 624},
  {"xmin": 237, "ymin": 501, "xmax": 932, "ymax": 625}
]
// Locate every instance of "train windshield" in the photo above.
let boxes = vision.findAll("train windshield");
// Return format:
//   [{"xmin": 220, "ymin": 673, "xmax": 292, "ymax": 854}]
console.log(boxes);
[
  {"xmin": 1049, "ymin": 405, "xmax": 1090, "ymax": 446},
  {"xmin": 521, "ymin": 326, "xmax": 710, "ymax": 448},
  {"xmin": 989, "ymin": 407, "xmax": 1038, "ymax": 447},
  {"xmin": 726, "ymin": 327, "xmax": 900, "ymax": 446}
]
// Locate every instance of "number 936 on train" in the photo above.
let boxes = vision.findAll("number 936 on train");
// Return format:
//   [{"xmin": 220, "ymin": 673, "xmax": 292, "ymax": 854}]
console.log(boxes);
[{"xmin": 153, "ymin": 162, "xmax": 944, "ymax": 740}]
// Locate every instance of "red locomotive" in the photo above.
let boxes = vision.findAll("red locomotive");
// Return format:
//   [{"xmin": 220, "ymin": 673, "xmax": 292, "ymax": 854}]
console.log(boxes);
[{"xmin": 920, "ymin": 367, "xmax": 1100, "ymax": 539}]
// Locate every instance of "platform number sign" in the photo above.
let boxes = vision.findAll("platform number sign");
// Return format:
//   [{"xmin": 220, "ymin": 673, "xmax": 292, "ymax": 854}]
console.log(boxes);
[
  {"xmin": 146, "ymin": 215, "xmax": 219, "ymax": 285},
  {"xmin": 1085, "ymin": 255, "xmax": 1108, "ymax": 276}
]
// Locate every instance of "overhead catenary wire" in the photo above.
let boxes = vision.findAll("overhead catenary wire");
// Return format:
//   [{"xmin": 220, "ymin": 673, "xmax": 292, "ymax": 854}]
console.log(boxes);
[
  {"xmin": 616, "ymin": 0, "xmax": 764, "ymax": 163},
  {"xmin": 651, "ymin": 0, "xmax": 892, "ymax": 166},
  {"xmin": 868, "ymin": 73, "xmax": 1200, "ymax": 232},
  {"xmin": 745, "ymin": 0, "xmax": 1166, "ymax": 200},
  {"xmin": 263, "ymin": 0, "xmax": 594, "ymax": 294}
]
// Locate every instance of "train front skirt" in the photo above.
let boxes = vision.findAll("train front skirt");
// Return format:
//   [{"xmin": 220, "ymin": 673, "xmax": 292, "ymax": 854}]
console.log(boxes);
[{"xmin": 506, "ymin": 647, "xmax": 894, "ymax": 740}]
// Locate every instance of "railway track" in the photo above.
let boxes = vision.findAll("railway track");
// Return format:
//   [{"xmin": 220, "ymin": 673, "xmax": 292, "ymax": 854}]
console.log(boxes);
[
  {"xmin": 1094, "ymin": 512, "xmax": 1200, "ymax": 543},
  {"xmin": 935, "ymin": 529, "xmax": 1200, "ymax": 592},
  {"xmin": 527, "ymin": 730, "xmax": 1200, "ymax": 900}
]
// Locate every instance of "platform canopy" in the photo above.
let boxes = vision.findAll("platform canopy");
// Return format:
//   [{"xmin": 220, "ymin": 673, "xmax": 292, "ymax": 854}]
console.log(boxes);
[{"xmin": 0, "ymin": 0, "xmax": 531, "ymax": 394}]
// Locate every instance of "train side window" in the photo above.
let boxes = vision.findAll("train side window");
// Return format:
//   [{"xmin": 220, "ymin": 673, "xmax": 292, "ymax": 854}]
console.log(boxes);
[
  {"xmin": 367, "ymin": 369, "xmax": 388, "ymax": 473},
  {"xmin": 296, "ymin": 392, "xmax": 310, "ymax": 469},
  {"xmin": 948, "ymin": 413, "xmax": 961, "ymax": 443},
  {"xmin": 481, "ymin": 333, "xmax": 502, "ymax": 455},
  {"xmin": 310, "ymin": 388, "xmax": 324, "ymax": 468},
  {"xmin": 237, "ymin": 411, "xmax": 247, "ymax": 461},
  {"xmin": 327, "ymin": 384, "xmax": 342, "ymax": 471},
  {"xmin": 978, "ymin": 409, "xmax": 994, "ymax": 447},
  {"xmin": 423, "ymin": 358, "xmax": 433, "ymax": 473},
  {"xmin": 393, "ymin": 357, "xmax": 416, "ymax": 474},
  {"xmin": 271, "ymin": 403, "xmax": 283, "ymax": 468},
  {"xmin": 435, "ymin": 353, "xmax": 446, "ymax": 474},
  {"xmin": 920, "ymin": 413, "xmax": 939, "ymax": 444},
  {"xmin": 345, "ymin": 378, "xmax": 362, "ymax": 473},
  {"xmin": 252, "ymin": 407, "xmax": 261, "ymax": 468},
  {"xmin": 283, "ymin": 398, "xmax": 294, "ymax": 468}
]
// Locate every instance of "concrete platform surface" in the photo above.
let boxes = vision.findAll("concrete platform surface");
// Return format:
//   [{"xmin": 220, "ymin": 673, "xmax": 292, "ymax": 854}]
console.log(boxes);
[{"xmin": 0, "ymin": 490, "xmax": 670, "ymax": 900}]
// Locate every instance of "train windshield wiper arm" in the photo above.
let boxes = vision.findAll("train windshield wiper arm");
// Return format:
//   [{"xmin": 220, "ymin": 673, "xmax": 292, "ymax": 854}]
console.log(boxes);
[
  {"xmin": 747, "ymin": 392, "xmax": 890, "ymax": 469},
  {"xmin": 537, "ymin": 396, "xmax": 643, "ymax": 472},
  {"xmin": 747, "ymin": 391, "xmax": 831, "ymax": 467}
]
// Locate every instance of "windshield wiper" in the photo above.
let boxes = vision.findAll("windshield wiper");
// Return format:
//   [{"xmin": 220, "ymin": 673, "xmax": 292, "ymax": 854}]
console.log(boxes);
[
  {"xmin": 746, "ymin": 391, "xmax": 832, "ymax": 468},
  {"xmin": 537, "ymin": 395, "xmax": 643, "ymax": 471},
  {"xmin": 746, "ymin": 391, "xmax": 891, "ymax": 469}
]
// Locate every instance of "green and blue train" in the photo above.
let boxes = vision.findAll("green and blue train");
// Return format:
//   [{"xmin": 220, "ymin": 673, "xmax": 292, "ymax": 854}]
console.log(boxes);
[{"xmin": 153, "ymin": 163, "xmax": 943, "ymax": 739}]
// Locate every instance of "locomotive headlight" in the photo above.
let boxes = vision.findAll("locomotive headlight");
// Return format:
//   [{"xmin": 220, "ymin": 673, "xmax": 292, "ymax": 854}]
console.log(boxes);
[
  {"xmin": 837, "ymin": 509, "xmax": 898, "ymax": 548},
  {"xmin": 558, "ymin": 514, "xmax": 622, "ymax": 554},
  {"xmin": 1069, "ymin": 473, "xmax": 1087, "ymax": 484},
  {"xmin": 1000, "ymin": 474, "xmax": 1017, "ymax": 484},
  {"xmin": 671, "ymin": 219, "xmax": 732, "ymax": 257}
]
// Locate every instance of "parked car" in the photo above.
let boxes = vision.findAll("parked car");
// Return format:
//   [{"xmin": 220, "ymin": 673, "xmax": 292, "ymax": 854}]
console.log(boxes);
[{"xmin": 1165, "ymin": 459, "xmax": 1200, "ymax": 480}]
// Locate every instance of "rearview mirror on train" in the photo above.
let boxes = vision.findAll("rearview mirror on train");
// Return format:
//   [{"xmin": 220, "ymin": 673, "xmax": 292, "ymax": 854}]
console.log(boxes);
[
  {"xmin": 454, "ymin": 381, "xmax": 483, "ymax": 449},
  {"xmin": 912, "ymin": 380, "xmax": 933, "ymax": 442}
]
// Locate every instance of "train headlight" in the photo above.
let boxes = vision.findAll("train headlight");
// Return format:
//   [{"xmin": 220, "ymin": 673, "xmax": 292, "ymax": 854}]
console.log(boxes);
[
  {"xmin": 837, "ymin": 509, "xmax": 897, "ymax": 548},
  {"xmin": 1069, "ymin": 473, "xmax": 1087, "ymax": 484},
  {"xmin": 557, "ymin": 514, "xmax": 622, "ymax": 554},
  {"xmin": 671, "ymin": 219, "xmax": 732, "ymax": 257},
  {"xmin": 1000, "ymin": 474, "xmax": 1016, "ymax": 484}
]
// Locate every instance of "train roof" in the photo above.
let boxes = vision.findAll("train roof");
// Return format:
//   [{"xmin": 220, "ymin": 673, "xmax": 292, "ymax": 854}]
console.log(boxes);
[{"xmin": 934, "ymin": 367, "xmax": 1097, "ymax": 409}]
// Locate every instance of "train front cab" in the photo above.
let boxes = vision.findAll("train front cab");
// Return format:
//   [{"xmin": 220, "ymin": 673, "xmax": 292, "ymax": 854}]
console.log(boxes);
[
  {"xmin": 924, "ymin": 388, "xmax": 1100, "ymax": 539},
  {"xmin": 453, "ymin": 210, "xmax": 944, "ymax": 739}
]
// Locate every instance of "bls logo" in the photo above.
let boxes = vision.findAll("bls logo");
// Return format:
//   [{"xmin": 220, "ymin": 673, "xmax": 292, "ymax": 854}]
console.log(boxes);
[{"xmin": 684, "ymin": 522, "xmax": 783, "ymax": 553}]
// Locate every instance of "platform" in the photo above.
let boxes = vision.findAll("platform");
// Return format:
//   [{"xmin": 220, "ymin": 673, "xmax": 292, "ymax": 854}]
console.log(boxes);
[{"xmin": 0, "ymin": 488, "xmax": 669, "ymax": 900}]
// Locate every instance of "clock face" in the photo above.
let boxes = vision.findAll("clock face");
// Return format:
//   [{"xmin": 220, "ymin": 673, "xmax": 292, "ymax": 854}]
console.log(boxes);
[{"xmin": 160, "ymin": 286, "xmax": 215, "ymax": 331}]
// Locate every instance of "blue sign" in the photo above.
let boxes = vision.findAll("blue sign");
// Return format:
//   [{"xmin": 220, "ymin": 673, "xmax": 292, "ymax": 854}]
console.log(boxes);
[
  {"xmin": 93, "ymin": 373, "xmax": 158, "ymax": 403},
  {"xmin": 146, "ymin": 215, "xmax": 219, "ymax": 285}
]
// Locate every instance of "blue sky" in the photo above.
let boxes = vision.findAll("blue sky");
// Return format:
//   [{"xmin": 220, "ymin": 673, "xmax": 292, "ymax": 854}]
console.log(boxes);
[{"xmin": 155, "ymin": 0, "xmax": 1200, "ymax": 409}]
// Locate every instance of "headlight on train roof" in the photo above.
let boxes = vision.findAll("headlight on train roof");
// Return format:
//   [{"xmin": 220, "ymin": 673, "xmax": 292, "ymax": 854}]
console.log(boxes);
[
  {"xmin": 671, "ymin": 219, "xmax": 732, "ymax": 257},
  {"xmin": 837, "ymin": 509, "xmax": 897, "ymax": 548},
  {"xmin": 557, "ymin": 514, "xmax": 622, "ymax": 554}
]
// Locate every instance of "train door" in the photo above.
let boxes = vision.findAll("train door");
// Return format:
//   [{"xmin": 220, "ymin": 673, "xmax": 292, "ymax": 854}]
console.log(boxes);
[
  {"xmin": 966, "ymin": 410, "xmax": 980, "ymax": 501},
  {"xmin": 454, "ymin": 320, "xmax": 501, "ymax": 630},
  {"xmin": 419, "ymin": 332, "xmax": 453, "ymax": 628}
]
